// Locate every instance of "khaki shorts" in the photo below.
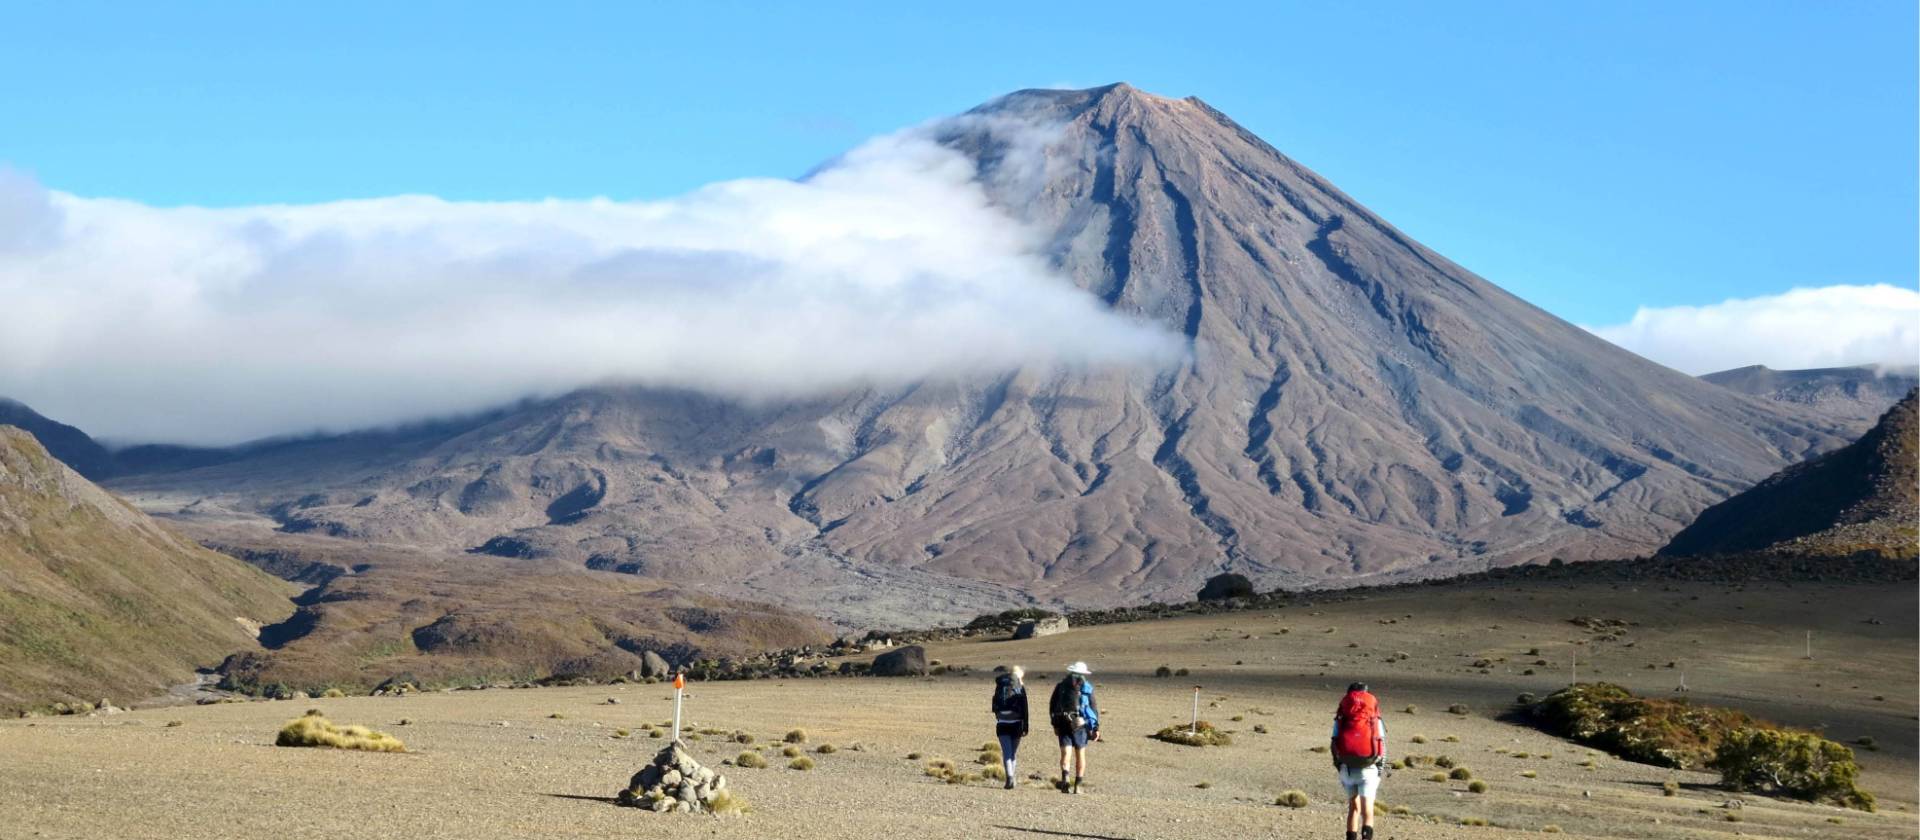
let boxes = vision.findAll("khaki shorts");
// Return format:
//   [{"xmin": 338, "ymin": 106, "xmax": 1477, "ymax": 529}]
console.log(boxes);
[{"xmin": 1338, "ymin": 764, "xmax": 1380, "ymax": 798}]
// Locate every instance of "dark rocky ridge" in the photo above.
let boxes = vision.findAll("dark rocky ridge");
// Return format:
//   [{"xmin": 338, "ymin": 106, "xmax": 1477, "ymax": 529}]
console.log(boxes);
[
  {"xmin": 100, "ymin": 83, "xmax": 1849, "ymax": 620},
  {"xmin": 1662, "ymin": 390, "xmax": 1917, "ymax": 558}
]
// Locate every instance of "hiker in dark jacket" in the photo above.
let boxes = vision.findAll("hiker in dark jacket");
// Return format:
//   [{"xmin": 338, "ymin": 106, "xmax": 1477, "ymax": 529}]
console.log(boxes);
[
  {"xmin": 990, "ymin": 666, "xmax": 1029, "ymax": 789},
  {"xmin": 1048, "ymin": 661, "xmax": 1099, "ymax": 793}
]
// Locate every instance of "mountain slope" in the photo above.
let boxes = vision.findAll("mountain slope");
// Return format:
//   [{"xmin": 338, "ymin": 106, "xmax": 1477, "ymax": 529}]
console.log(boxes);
[
  {"xmin": 108, "ymin": 84, "xmax": 1848, "ymax": 616},
  {"xmin": 1701, "ymin": 364, "xmax": 1917, "ymax": 427},
  {"xmin": 0, "ymin": 399, "xmax": 116, "ymax": 480},
  {"xmin": 0, "ymin": 426, "xmax": 295, "ymax": 712},
  {"xmin": 1661, "ymin": 390, "xmax": 1917, "ymax": 559}
]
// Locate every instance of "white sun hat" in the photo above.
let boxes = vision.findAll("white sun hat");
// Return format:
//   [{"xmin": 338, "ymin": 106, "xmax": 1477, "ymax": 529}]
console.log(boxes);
[{"xmin": 1066, "ymin": 661, "xmax": 1092, "ymax": 675}]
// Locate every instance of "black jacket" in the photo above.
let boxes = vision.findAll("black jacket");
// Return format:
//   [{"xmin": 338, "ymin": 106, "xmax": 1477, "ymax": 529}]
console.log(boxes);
[{"xmin": 992, "ymin": 676, "xmax": 1029, "ymax": 736}]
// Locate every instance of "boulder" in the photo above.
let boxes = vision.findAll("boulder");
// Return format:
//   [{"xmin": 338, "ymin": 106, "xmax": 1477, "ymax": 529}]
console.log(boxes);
[
  {"xmin": 640, "ymin": 650, "xmax": 671, "ymax": 679},
  {"xmin": 1012, "ymin": 616, "xmax": 1069, "ymax": 639},
  {"xmin": 1197, "ymin": 573, "xmax": 1255, "ymax": 601},
  {"xmin": 870, "ymin": 644, "xmax": 929, "ymax": 677}
]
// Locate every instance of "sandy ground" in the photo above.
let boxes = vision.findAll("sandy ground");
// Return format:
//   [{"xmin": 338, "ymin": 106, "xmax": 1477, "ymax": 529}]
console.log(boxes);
[{"xmin": 1, "ymin": 579, "xmax": 1914, "ymax": 839}]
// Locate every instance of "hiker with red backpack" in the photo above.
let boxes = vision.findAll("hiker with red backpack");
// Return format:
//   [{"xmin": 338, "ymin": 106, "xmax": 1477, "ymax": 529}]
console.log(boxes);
[{"xmin": 1330, "ymin": 682, "xmax": 1387, "ymax": 840}]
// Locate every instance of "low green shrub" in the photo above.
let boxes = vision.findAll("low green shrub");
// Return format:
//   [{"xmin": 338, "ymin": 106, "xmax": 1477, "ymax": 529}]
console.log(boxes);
[{"xmin": 1710, "ymin": 727, "xmax": 1874, "ymax": 811}]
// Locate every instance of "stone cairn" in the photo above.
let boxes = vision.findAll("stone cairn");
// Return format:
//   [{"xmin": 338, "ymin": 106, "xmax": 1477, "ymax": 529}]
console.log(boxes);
[{"xmin": 616, "ymin": 742, "xmax": 729, "ymax": 813}]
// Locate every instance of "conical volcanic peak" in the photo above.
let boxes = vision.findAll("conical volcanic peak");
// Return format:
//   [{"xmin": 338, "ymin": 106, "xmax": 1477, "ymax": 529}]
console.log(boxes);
[{"xmin": 105, "ymin": 86, "xmax": 1852, "ymax": 617}]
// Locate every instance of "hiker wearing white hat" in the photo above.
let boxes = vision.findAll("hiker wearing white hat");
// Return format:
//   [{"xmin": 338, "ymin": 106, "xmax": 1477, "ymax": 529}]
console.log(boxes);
[{"xmin": 1047, "ymin": 661, "xmax": 1100, "ymax": 793}]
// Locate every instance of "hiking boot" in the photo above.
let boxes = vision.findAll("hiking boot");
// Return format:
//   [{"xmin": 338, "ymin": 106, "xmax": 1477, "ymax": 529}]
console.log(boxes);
[
  {"xmin": 1071, "ymin": 777, "xmax": 1082, "ymax": 794},
  {"xmin": 1003, "ymin": 777, "xmax": 1015, "ymax": 790}
]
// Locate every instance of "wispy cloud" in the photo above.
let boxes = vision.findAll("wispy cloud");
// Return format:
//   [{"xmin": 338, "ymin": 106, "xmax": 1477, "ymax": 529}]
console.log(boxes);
[
  {"xmin": 1586, "ymin": 284, "xmax": 1919, "ymax": 375},
  {"xmin": 0, "ymin": 124, "xmax": 1183, "ymax": 446}
]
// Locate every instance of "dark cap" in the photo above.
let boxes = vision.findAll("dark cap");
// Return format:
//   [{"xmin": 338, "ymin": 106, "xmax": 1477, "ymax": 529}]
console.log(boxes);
[{"xmin": 1347, "ymin": 682, "xmax": 1368, "ymax": 693}]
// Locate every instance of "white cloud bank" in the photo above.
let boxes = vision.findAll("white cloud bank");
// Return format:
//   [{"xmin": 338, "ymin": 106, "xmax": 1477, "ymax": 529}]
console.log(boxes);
[
  {"xmin": 1587, "ymin": 284, "xmax": 1920, "ymax": 376},
  {"xmin": 0, "ymin": 125, "xmax": 1184, "ymax": 445}
]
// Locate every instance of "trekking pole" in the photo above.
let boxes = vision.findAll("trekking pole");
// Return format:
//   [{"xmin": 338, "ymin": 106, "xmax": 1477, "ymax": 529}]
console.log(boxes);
[
  {"xmin": 1804, "ymin": 631, "xmax": 1812, "ymax": 660},
  {"xmin": 1570, "ymin": 647, "xmax": 1577, "ymax": 686},
  {"xmin": 1190, "ymin": 685, "xmax": 1201, "ymax": 734},
  {"xmin": 672, "ymin": 671, "xmax": 686, "ymax": 742}
]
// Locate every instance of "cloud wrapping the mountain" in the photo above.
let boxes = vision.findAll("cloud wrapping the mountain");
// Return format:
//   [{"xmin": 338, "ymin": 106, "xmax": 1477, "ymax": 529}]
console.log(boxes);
[
  {"xmin": 1587, "ymin": 284, "xmax": 1919, "ymax": 375},
  {"xmin": 0, "ymin": 128, "xmax": 1183, "ymax": 445}
]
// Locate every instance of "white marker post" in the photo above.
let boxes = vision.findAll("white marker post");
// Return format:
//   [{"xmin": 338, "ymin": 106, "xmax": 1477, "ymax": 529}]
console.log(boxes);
[
  {"xmin": 1805, "ymin": 631, "xmax": 1813, "ymax": 660},
  {"xmin": 1570, "ymin": 647, "xmax": 1577, "ymax": 686},
  {"xmin": 671, "ymin": 671, "xmax": 686, "ymax": 741},
  {"xmin": 1190, "ymin": 685, "xmax": 1202, "ymax": 734}
]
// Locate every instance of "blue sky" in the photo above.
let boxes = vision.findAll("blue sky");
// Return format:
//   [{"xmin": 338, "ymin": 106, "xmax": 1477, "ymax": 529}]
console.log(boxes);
[{"xmin": 1, "ymin": 1, "xmax": 1913, "ymax": 328}]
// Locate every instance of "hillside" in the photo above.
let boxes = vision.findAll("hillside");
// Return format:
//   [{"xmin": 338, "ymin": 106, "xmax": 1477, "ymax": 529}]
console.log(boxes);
[
  {"xmin": 198, "ymin": 525, "xmax": 837, "ymax": 693},
  {"xmin": 107, "ymin": 83, "xmax": 1848, "ymax": 619},
  {"xmin": 1702, "ymin": 364, "xmax": 1917, "ymax": 428},
  {"xmin": 0, "ymin": 426, "xmax": 295, "ymax": 712},
  {"xmin": 1662, "ymin": 390, "xmax": 1917, "ymax": 558},
  {"xmin": 0, "ymin": 399, "xmax": 116, "ymax": 480}
]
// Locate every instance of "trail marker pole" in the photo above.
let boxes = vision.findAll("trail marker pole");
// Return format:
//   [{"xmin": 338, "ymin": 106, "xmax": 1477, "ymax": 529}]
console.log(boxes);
[
  {"xmin": 1570, "ymin": 648, "xmax": 1577, "ymax": 686},
  {"xmin": 1191, "ymin": 686, "xmax": 1202, "ymax": 734},
  {"xmin": 672, "ymin": 671, "xmax": 686, "ymax": 741},
  {"xmin": 1805, "ymin": 631, "xmax": 1812, "ymax": 660}
]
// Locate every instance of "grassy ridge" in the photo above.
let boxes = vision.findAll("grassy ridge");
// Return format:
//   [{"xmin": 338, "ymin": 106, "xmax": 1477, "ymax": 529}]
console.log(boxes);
[{"xmin": 0, "ymin": 427, "xmax": 296, "ymax": 713}]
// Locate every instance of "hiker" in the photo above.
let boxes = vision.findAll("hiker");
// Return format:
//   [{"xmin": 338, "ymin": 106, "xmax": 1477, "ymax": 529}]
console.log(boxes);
[
  {"xmin": 1330, "ymin": 682, "xmax": 1387, "ymax": 840},
  {"xmin": 990, "ymin": 666, "xmax": 1029, "ymax": 789},
  {"xmin": 1048, "ymin": 661, "xmax": 1099, "ymax": 793}
]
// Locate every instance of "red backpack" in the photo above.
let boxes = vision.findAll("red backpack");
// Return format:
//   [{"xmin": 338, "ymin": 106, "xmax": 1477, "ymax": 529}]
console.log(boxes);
[{"xmin": 1333, "ymin": 689, "xmax": 1381, "ymax": 762}]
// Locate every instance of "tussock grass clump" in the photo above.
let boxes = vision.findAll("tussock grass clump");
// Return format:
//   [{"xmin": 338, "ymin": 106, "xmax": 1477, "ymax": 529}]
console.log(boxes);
[
  {"xmin": 906, "ymin": 752, "xmax": 922, "ymax": 760},
  {"xmin": 815, "ymin": 743, "xmax": 837, "ymax": 754},
  {"xmin": 1441, "ymin": 734, "xmax": 1460, "ymax": 743},
  {"xmin": 1520, "ymin": 770, "xmax": 1537, "ymax": 778},
  {"xmin": 320, "ymin": 688, "xmax": 346, "ymax": 698},
  {"xmin": 708, "ymin": 789, "xmax": 750, "ymax": 816},
  {"xmin": 736, "ymin": 751, "xmax": 767, "ymax": 768},
  {"xmin": 1434, "ymin": 755, "xmax": 1456, "ymax": 768},
  {"xmin": 733, "ymin": 731, "xmax": 754, "ymax": 744},
  {"xmin": 1426, "ymin": 772, "xmax": 1448, "ymax": 783},
  {"xmin": 783, "ymin": 728, "xmax": 808, "ymax": 744},
  {"xmin": 781, "ymin": 745, "xmax": 802, "ymax": 758},
  {"xmin": 1155, "ymin": 665, "xmax": 1173, "ymax": 678},
  {"xmin": 1468, "ymin": 780, "xmax": 1489, "ymax": 793},
  {"xmin": 165, "ymin": 720, "xmax": 185, "ymax": 728},
  {"xmin": 1252, "ymin": 723, "xmax": 1268, "ymax": 734},
  {"xmin": 1403, "ymin": 705, "xmax": 1418, "ymax": 715},
  {"xmin": 1151, "ymin": 721, "xmax": 1231, "ymax": 747},
  {"xmin": 787, "ymin": 756, "xmax": 814, "ymax": 771},
  {"xmin": 275, "ymin": 713, "xmax": 405, "ymax": 752},
  {"xmin": 1542, "ymin": 825, "xmax": 1562, "ymax": 833},
  {"xmin": 1276, "ymin": 790, "xmax": 1310, "ymax": 808},
  {"xmin": 982, "ymin": 765, "xmax": 1006, "ymax": 781},
  {"xmin": 1409, "ymin": 734, "xmax": 1427, "ymax": 744},
  {"xmin": 1447, "ymin": 704, "xmax": 1470, "ymax": 716},
  {"xmin": 1450, "ymin": 767, "xmax": 1474, "ymax": 780},
  {"xmin": 924, "ymin": 758, "xmax": 955, "ymax": 778},
  {"xmin": 612, "ymin": 728, "xmax": 629, "ymax": 738},
  {"xmin": 1661, "ymin": 779, "xmax": 1679, "ymax": 796},
  {"xmin": 1459, "ymin": 816, "xmax": 1489, "ymax": 826}
]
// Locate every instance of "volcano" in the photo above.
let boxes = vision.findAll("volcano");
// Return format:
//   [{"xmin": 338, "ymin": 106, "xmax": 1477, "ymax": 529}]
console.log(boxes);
[{"xmin": 106, "ymin": 84, "xmax": 1847, "ymax": 621}]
